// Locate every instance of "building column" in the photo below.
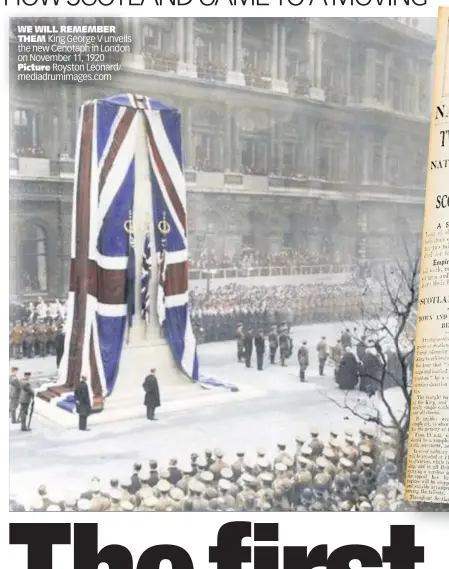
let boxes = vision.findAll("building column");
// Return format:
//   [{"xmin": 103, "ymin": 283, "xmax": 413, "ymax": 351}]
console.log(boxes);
[
  {"xmin": 272, "ymin": 21, "xmax": 288, "ymax": 94},
  {"xmin": 384, "ymin": 53, "xmax": 391, "ymax": 107},
  {"xmin": 176, "ymin": 18, "xmax": 184, "ymax": 62},
  {"xmin": 224, "ymin": 105, "xmax": 232, "ymax": 171},
  {"xmin": 346, "ymin": 43, "xmax": 352, "ymax": 103},
  {"xmin": 414, "ymin": 62, "xmax": 422, "ymax": 115},
  {"xmin": 10, "ymin": 108, "xmax": 15, "ymax": 154},
  {"xmin": 306, "ymin": 118, "xmax": 317, "ymax": 178},
  {"xmin": 232, "ymin": 116, "xmax": 241, "ymax": 172},
  {"xmin": 183, "ymin": 103, "xmax": 193, "ymax": 169},
  {"xmin": 356, "ymin": 203, "xmax": 368, "ymax": 272},
  {"xmin": 271, "ymin": 21, "xmax": 278, "ymax": 80},
  {"xmin": 59, "ymin": 85, "xmax": 69, "ymax": 157},
  {"xmin": 362, "ymin": 132, "xmax": 371, "ymax": 183},
  {"xmin": 123, "ymin": 18, "xmax": 143, "ymax": 69},
  {"xmin": 309, "ymin": 31, "xmax": 324, "ymax": 101},
  {"xmin": 177, "ymin": 18, "xmax": 197, "ymax": 77},
  {"xmin": 363, "ymin": 47, "xmax": 377, "ymax": 105},
  {"xmin": 227, "ymin": 18, "xmax": 244, "ymax": 86},
  {"xmin": 226, "ymin": 19, "xmax": 234, "ymax": 73}
]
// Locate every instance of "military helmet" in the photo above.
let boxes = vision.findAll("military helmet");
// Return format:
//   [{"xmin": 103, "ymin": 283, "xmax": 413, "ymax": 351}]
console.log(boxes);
[
  {"xmin": 143, "ymin": 496, "xmax": 158, "ymax": 509},
  {"xmin": 260, "ymin": 472, "xmax": 274, "ymax": 483},
  {"xmin": 301, "ymin": 488, "xmax": 314, "ymax": 504},
  {"xmin": 200, "ymin": 470, "xmax": 214, "ymax": 484},
  {"xmin": 121, "ymin": 500, "xmax": 134, "ymax": 511},
  {"xmin": 301, "ymin": 445, "xmax": 313, "ymax": 457},
  {"xmin": 156, "ymin": 479, "xmax": 172, "ymax": 493},
  {"xmin": 359, "ymin": 444, "xmax": 371, "ymax": 455},
  {"xmin": 257, "ymin": 458, "xmax": 270, "ymax": 470},
  {"xmin": 170, "ymin": 488, "xmax": 184, "ymax": 501},
  {"xmin": 361, "ymin": 455, "xmax": 373, "ymax": 467},
  {"xmin": 218, "ymin": 479, "xmax": 232, "ymax": 492},
  {"xmin": 220, "ymin": 467, "xmax": 233, "ymax": 480}
]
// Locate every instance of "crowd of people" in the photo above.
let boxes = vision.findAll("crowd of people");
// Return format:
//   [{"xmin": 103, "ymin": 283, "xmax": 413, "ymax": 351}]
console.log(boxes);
[
  {"xmin": 190, "ymin": 282, "xmax": 373, "ymax": 344},
  {"xmin": 10, "ymin": 427, "xmax": 413, "ymax": 512},
  {"xmin": 189, "ymin": 249, "xmax": 339, "ymax": 270},
  {"xmin": 9, "ymin": 298, "xmax": 66, "ymax": 360}
]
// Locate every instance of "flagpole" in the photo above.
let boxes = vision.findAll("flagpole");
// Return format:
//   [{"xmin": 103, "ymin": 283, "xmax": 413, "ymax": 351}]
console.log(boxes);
[{"xmin": 125, "ymin": 210, "xmax": 134, "ymax": 345}]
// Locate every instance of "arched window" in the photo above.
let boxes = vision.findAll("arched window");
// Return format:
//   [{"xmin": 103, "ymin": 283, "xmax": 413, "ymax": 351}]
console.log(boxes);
[{"xmin": 20, "ymin": 224, "xmax": 48, "ymax": 293}]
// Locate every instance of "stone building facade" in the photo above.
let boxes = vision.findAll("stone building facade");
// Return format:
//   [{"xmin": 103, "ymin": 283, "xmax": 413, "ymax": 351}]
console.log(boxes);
[{"xmin": 9, "ymin": 17, "xmax": 434, "ymax": 298}]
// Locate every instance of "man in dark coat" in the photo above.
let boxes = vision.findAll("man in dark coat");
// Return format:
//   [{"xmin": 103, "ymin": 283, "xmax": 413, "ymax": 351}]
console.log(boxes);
[
  {"xmin": 236, "ymin": 323, "xmax": 245, "ymax": 363},
  {"xmin": 359, "ymin": 348, "xmax": 383, "ymax": 395},
  {"xmin": 18, "ymin": 372, "xmax": 34, "ymax": 432},
  {"xmin": 143, "ymin": 368, "xmax": 161, "ymax": 420},
  {"xmin": 356, "ymin": 336, "xmax": 367, "ymax": 362},
  {"xmin": 336, "ymin": 348, "xmax": 359, "ymax": 390},
  {"xmin": 55, "ymin": 325, "xmax": 65, "ymax": 369},
  {"xmin": 9, "ymin": 366, "xmax": 21, "ymax": 424},
  {"xmin": 297, "ymin": 341, "xmax": 309, "ymax": 382},
  {"xmin": 243, "ymin": 329, "xmax": 253, "ymax": 368},
  {"xmin": 74, "ymin": 375, "xmax": 91, "ymax": 431},
  {"xmin": 268, "ymin": 326, "xmax": 279, "ymax": 364},
  {"xmin": 254, "ymin": 329, "xmax": 265, "ymax": 371}
]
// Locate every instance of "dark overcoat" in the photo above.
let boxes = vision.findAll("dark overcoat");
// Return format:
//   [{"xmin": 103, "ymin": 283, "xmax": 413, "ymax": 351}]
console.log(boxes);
[
  {"xmin": 336, "ymin": 352, "xmax": 359, "ymax": 390},
  {"xmin": 143, "ymin": 374, "xmax": 161, "ymax": 408},
  {"xmin": 74, "ymin": 381, "xmax": 91, "ymax": 417}
]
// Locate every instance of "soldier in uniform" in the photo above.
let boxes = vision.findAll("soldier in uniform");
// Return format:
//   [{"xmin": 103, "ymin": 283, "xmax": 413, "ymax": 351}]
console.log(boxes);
[
  {"xmin": 236, "ymin": 323, "xmax": 245, "ymax": 363},
  {"xmin": 155, "ymin": 480, "xmax": 175, "ymax": 511},
  {"xmin": 254, "ymin": 329, "xmax": 265, "ymax": 371},
  {"xmin": 330, "ymin": 339, "xmax": 343, "ymax": 377},
  {"xmin": 135, "ymin": 469, "xmax": 155, "ymax": 506},
  {"xmin": 316, "ymin": 336, "xmax": 328, "ymax": 376},
  {"xmin": 278, "ymin": 325, "xmax": 291, "ymax": 367},
  {"xmin": 18, "ymin": 372, "xmax": 34, "ymax": 432},
  {"xmin": 309, "ymin": 429, "xmax": 324, "ymax": 458},
  {"xmin": 210, "ymin": 449, "xmax": 228, "ymax": 480},
  {"xmin": 37, "ymin": 323, "xmax": 47, "ymax": 357},
  {"xmin": 297, "ymin": 341, "xmax": 309, "ymax": 382},
  {"xmin": 232, "ymin": 452, "xmax": 245, "ymax": 478},
  {"xmin": 268, "ymin": 325, "xmax": 279, "ymax": 364},
  {"xmin": 243, "ymin": 328, "xmax": 253, "ymax": 368},
  {"xmin": 55, "ymin": 323, "xmax": 65, "ymax": 368},
  {"xmin": 12, "ymin": 322, "xmax": 23, "ymax": 359},
  {"xmin": 168, "ymin": 458, "xmax": 183, "ymax": 485},
  {"xmin": 217, "ymin": 479, "xmax": 236, "ymax": 510},
  {"xmin": 341, "ymin": 329, "xmax": 352, "ymax": 349},
  {"xmin": 204, "ymin": 449, "xmax": 214, "ymax": 468},
  {"xmin": 9, "ymin": 366, "xmax": 21, "ymax": 424}
]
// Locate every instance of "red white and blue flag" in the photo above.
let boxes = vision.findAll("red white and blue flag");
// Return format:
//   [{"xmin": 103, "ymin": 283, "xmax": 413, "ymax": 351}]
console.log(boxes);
[{"xmin": 48, "ymin": 94, "xmax": 199, "ymax": 413}]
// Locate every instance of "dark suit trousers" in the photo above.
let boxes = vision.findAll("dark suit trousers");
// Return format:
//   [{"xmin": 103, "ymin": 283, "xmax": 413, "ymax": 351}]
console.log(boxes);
[
  {"xmin": 79, "ymin": 414, "xmax": 88, "ymax": 430},
  {"xmin": 256, "ymin": 352, "xmax": 264, "ymax": 370},
  {"xmin": 146, "ymin": 405, "xmax": 156, "ymax": 420},
  {"xmin": 245, "ymin": 351, "xmax": 252, "ymax": 368}
]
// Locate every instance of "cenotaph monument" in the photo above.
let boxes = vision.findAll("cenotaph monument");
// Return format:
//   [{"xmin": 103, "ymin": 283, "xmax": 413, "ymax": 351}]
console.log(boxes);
[{"xmin": 36, "ymin": 94, "xmax": 201, "ymax": 423}]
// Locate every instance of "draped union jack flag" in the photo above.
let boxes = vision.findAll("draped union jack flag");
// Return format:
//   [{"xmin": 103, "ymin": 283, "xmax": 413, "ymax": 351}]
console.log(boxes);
[{"xmin": 40, "ymin": 95, "xmax": 199, "ymax": 414}]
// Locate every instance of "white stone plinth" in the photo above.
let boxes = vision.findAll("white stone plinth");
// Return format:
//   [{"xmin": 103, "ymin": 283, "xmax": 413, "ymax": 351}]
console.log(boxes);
[
  {"xmin": 226, "ymin": 71, "xmax": 245, "ymax": 86},
  {"xmin": 122, "ymin": 54, "xmax": 145, "ymax": 70},
  {"xmin": 271, "ymin": 79, "xmax": 289, "ymax": 94},
  {"xmin": 308, "ymin": 87, "xmax": 325, "ymax": 101},
  {"xmin": 177, "ymin": 62, "xmax": 197, "ymax": 78}
]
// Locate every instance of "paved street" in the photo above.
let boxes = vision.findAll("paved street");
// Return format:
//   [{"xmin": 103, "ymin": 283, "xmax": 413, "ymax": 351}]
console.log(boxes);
[{"xmin": 9, "ymin": 321, "xmax": 397, "ymax": 504}]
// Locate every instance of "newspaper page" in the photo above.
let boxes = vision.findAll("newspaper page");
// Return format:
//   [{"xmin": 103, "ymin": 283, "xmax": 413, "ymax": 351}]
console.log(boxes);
[{"xmin": 405, "ymin": 8, "xmax": 449, "ymax": 504}]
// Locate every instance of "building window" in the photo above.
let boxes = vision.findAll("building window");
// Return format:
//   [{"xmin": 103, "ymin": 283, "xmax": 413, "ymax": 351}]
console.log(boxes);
[
  {"xmin": 194, "ymin": 132, "xmax": 219, "ymax": 171},
  {"xmin": 318, "ymin": 146, "xmax": 341, "ymax": 180},
  {"xmin": 195, "ymin": 36, "xmax": 213, "ymax": 66},
  {"xmin": 20, "ymin": 224, "xmax": 48, "ymax": 293},
  {"xmin": 241, "ymin": 137, "xmax": 268, "ymax": 175},
  {"xmin": 14, "ymin": 109, "xmax": 33, "ymax": 150}
]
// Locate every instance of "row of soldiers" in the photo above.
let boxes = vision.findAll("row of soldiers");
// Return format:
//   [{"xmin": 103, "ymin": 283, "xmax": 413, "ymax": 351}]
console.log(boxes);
[
  {"xmin": 236, "ymin": 322, "xmax": 294, "ymax": 370},
  {"xmin": 9, "ymin": 321, "xmax": 64, "ymax": 360},
  {"xmin": 11, "ymin": 425, "xmax": 411, "ymax": 512},
  {"xmin": 9, "ymin": 367, "xmax": 34, "ymax": 432}
]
